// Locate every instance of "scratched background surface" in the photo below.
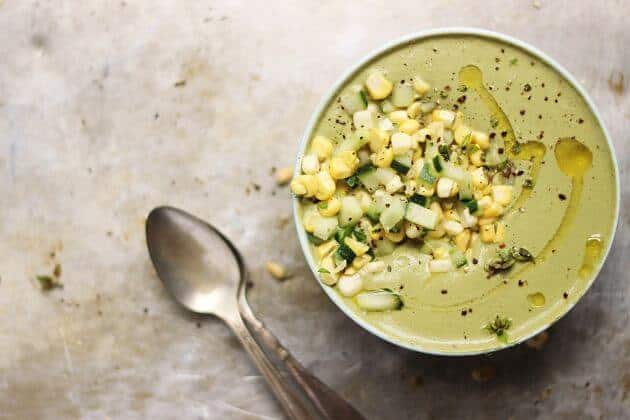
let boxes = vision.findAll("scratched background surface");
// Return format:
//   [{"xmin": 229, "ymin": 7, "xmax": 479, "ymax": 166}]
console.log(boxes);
[{"xmin": 0, "ymin": 1, "xmax": 628, "ymax": 419}]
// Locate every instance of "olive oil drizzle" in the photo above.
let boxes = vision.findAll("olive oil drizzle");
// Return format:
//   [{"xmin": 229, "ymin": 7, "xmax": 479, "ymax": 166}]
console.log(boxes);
[
  {"xmin": 578, "ymin": 235, "xmax": 603, "ymax": 278},
  {"xmin": 417, "ymin": 70, "xmax": 593, "ymax": 311},
  {"xmin": 458, "ymin": 65, "xmax": 546, "ymax": 211}
]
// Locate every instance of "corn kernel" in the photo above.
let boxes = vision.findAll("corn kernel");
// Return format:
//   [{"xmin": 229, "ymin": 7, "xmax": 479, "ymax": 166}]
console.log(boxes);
[
  {"xmin": 430, "ymin": 201, "xmax": 444, "ymax": 222},
  {"xmin": 416, "ymin": 128, "xmax": 432, "ymax": 143},
  {"xmin": 416, "ymin": 184, "xmax": 435, "ymax": 197},
  {"xmin": 315, "ymin": 171, "xmax": 336, "ymax": 200},
  {"xmin": 391, "ymin": 132, "xmax": 413, "ymax": 154},
  {"xmin": 301, "ymin": 154, "xmax": 320, "ymax": 175},
  {"xmin": 471, "ymin": 167, "xmax": 489, "ymax": 189},
  {"xmin": 316, "ymin": 240, "xmax": 338, "ymax": 259},
  {"xmin": 385, "ymin": 230, "xmax": 405, "ymax": 243},
  {"xmin": 426, "ymin": 225, "xmax": 446, "ymax": 239},
  {"xmin": 399, "ymin": 119, "xmax": 421, "ymax": 135},
  {"xmin": 275, "ymin": 167, "xmax": 293, "ymax": 185},
  {"xmin": 478, "ymin": 217, "xmax": 497, "ymax": 226},
  {"xmin": 318, "ymin": 198, "xmax": 341, "ymax": 218},
  {"xmin": 266, "ymin": 261, "xmax": 286, "ymax": 280},
  {"xmin": 290, "ymin": 178, "xmax": 307, "ymax": 195},
  {"xmin": 492, "ymin": 185, "xmax": 513, "ymax": 206},
  {"xmin": 345, "ymin": 236, "xmax": 370, "ymax": 256},
  {"xmin": 338, "ymin": 150, "xmax": 359, "ymax": 170},
  {"xmin": 369, "ymin": 128, "xmax": 390, "ymax": 152},
  {"xmin": 444, "ymin": 209, "xmax": 461, "ymax": 221},
  {"xmin": 329, "ymin": 158, "xmax": 352, "ymax": 180},
  {"xmin": 413, "ymin": 77, "xmax": 431, "ymax": 95},
  {"xmin": 472, "ymin": 131, "xmax": 490, "ymax": 150},
  {"xmin": 407, "ymin": 102, "xmax": 422, "ymax": 119},
  {"xmin": 470, "ymin": 149, "xmax": 485, "ymax": 166},
  {"xmin": 437, "ymin": 177, "xmax": 457, "ymax": 198},
  {"xmin": 291, "ymin": 174, "xmax": 318, "ymax": 197},
  {"xmin": 479, "ymin": 224, "xmax": 495, "ymax": 243},
  {"xmin": 455, "ymin": 229, "xmax": 471, "ymax": 251},
  {"xmin": 483, "ymin": 202, "xmax": 504, "ymax": 218},
  {"xmin": 389, "ymin": 110, "xmax": 409, "ymax": 124},
  {"xmin": 370, "ymin": 225, "xmax": 384, "ymax": 240},
  {"xmin": 372, "ymin": 147, "xmax": 394, "ymax": 168},
  {"xmin": 311, "ymin": 135, "xmax": 333, "ymax": 161},
  {"xmin": 352, "ymin": 254, "xmax": 372, "ymax": 269},
  {"xmin": 443, "ymin": 220, "xmax": 464, "ymax": 236},
  {"xmin": 454, "ymin": 125, "xmax": 472, "ymax": 145},
  {"xmin": 404, "ymin": 221, "xmax": 423, "ymax": 239},
  {"xmin": 432, "ymin": 109, "xmax": 456, "ymax": 128},
  {"xmin": 365, "ymin": 71, "xmax": 393, "ymax": 100}
]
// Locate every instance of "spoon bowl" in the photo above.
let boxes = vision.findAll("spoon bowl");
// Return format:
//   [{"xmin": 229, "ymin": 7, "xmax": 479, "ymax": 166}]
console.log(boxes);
[
  {"xmin": 145, "ymin": 206, "xmax": 365, "ymax": 420},
  {"xmin": 146, "ymin": 206, "xmax": 242, "ymax": 318}
]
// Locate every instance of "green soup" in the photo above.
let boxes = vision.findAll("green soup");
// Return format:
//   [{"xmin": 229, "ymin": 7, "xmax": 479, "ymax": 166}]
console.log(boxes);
[{"xmin": 296, "ymin": 33, "xmax": 618, "ymax": 354}]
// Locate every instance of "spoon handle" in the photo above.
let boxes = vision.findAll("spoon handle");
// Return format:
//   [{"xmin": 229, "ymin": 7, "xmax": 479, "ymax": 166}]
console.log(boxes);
[
  {"xmin": 238, "ymin": 294, "xmax": 366, "ymax": 420},
  {"xmin": 226, "ymin": 313, "xmax": 313, "ymax": 419}
]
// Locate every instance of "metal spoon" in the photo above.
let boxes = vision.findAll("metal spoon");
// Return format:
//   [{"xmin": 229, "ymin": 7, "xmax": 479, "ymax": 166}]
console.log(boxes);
[{"xmin": 145, "ymin": 206, "xmax": 364, "ymax": 420}]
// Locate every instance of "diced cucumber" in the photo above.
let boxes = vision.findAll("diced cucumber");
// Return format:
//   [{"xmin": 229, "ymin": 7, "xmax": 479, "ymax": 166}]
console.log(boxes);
[
  {"xmin": 424, "ymin": 140, "xmax": 439, "ymax": 160},
  {"xmin": 391, "ymin": 160, "xmax": 410, "ymax": 175},
  {"xmin": 313, "ymin": 216, "xmax": 339, "ymax": 240},
  {"xmin": 379, "ymin": 100, "xmax": 396, "ymax": 114},
  {"xmin": 391, "ymin": 83, "xmax": 415, "ymax": 107},
  {"xmin": 339, "ymin": 196, "xmax": 363, "ymax": 226},
  {"xmin": 450, "ymin": 249, "xmax": 468, "ymax": 268},
  {"xmin": 432, "ymin": 155, "xmax": 443, "ymax": 173},
  {"xmin": 307, "ymin": 232, "xmax": 325, "ymax": 245},
  {"xmin": 375, "ymin": 238, "xmax": 396, "ymax": 256},
  {"xmin": 409, "ymin": 194, "xmax": 427, "ymax": 207},
  {"xmin": 356, "ymin": 289, "xmax": 403, "ymax": 311},
  {"xmin": 462, "ymin": 199, "xmax": 479, "ymax": 214},
  {"xmin": 358, "ymin": 173, "xmax": 380, "ymax": 194},
  {"xmin": 336, "ymin": 243, "xmax": 356, "ymax": 263},
  {"xmin": 441, "ymin": 162, "xmax": 467, "ymax": 183},
  {"xmin": 419, "ymin": 162, "xmax": 438, "ymax": 186},
  {"xmin": 404, "ymin": 202, "xmax": 438, "ymax": 229},
  {"xmin": 379, "ymin": 196, "xmax": 406, "ymax": 231},
  {"xmin": 365, "ymin": 203, "xmax": 381, "ymax": 223},
  {"xmin": 458, "ymin": 175, "xmax": 474, "ymax": 201},
  {"xmin": 375, "ymin": 167, "xmax": 396, "ymax": 186},
  {"xmin": 340, "ymin": 86, "xmax": 367, "ymax": 115},
  {"xmin": 336, "ymin": 129, "xmax": 370, "ymax": 154},
  {"xmin": 392, "ymin": 151, "xmax": 413, "ymax": 175}
]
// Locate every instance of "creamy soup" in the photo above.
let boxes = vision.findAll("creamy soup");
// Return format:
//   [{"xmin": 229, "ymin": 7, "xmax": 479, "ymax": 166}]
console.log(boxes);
[{"xmin": 293, "ymin": 34, "xmax": 617, "ymax": 354}]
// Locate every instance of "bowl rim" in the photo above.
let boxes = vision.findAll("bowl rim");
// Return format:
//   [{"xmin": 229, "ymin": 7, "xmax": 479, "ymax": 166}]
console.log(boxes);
[{"xmin": 291, "ymin": 27, "xmax": 621, "ymax": 356}]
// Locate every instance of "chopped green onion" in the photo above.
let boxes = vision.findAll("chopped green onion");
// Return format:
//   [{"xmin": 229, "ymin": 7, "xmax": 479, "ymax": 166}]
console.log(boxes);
[
  {"xmin": 345, "ymin": 175, "xmax": 359, "ymax": 188},
  {"xmin": 353, "ymin": 228, "xmax": 367, "ymax": 242},
  {"xmin": 463, "ymin": 199, "xmax": 478, "ymax": 214},
  {"xmin": 317, "ymin": 268, "xmax": 330, "ymax": 274},
  {"xmin": 334, "ymin": 225, "xmax": 354, "ymax": 243},
  {"xmin": 307, "ymin": 233, "xmax": 325, "ymax": 245}
]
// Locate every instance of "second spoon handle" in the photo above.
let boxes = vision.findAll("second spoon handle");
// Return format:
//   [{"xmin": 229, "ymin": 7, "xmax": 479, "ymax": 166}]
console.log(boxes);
[{"xmin": 238, "ymin": 290, "xmax": 365, "ymax": 420}]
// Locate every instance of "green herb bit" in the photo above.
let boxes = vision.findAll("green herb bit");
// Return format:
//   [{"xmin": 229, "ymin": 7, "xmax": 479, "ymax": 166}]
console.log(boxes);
[
  {"xmin": 409, "ymin": 194, "xmax": 427, "ymax": 207},
  {"xmin": 485, "ymin": 249, "xmax": 516, "ymax": 276},
  {"xmin": 359, "ymin": 90, "xmax": 368, "ymax": 107},
  {"xmin": 510, "ymin": 247, "xmax": 534, "ymax": 262},
  {"xmin": 462, "ymin": 199, "xmax": 478, "ymax": 214},
  {"xmin": 510, "ymin": 58, "xmax": 518, "ymax": 65},
  {"xmin": 317, "ymin": 202, "xmax": 328, "ymax": 210},
  {"xmin": 490, "ymin": 117, "xmax": 499, "ymax": 129},
  {"xmin": 345, "ymin": 175, "xmax": 359, "ymax": 188},
  {"xmin": 457, "ymin": 85, "xmax": 468, "ymax": 92},
  {"xmin": 438, "ymin": 144, "xmax": 450, "ymax": 161},
  {"xmin": 439, "ymin": 90, "xmax": 449, "ymax": 99},
  {"xmin": 511, "ymin": 142, "xmax": 522, "ymax": 155},
  {"xmin": 352, "ymin": 228, "xmax": 367, "ymax": 242},
  {"xmin": 334, "ymin": 225, "xmax": 355, "ymax": 243},
  {"xmin": 485, "ymin": 315, "xmax": 512, "ymax": 342},
  {"xmin": 36, "ymin": 275, "xmax": 62, "ymax": 291},
  {"xmin": 523, "ymin": 178, "xmax": 534, "ymax": 188},
  {"xmin": 317, "ymin": 268, "xmax": 330, "ymax": 274}
]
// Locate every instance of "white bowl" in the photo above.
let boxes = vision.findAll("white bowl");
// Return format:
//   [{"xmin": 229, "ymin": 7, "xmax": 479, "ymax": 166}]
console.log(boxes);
[{"xmin": 292, "ymin": 27, "xmax": 620, "ymax": 356}]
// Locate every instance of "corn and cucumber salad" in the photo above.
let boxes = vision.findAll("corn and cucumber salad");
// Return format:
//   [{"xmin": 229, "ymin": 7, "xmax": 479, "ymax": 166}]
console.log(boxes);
[{"xmin": 292, "ymin": 70, "xmax": 517, "ymax": 311}]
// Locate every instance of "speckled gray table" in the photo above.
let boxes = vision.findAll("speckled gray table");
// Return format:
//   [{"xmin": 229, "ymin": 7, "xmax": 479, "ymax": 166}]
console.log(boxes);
[{"xmin": 0, "ymin": 1, "xmax": 628, "ymax": 419}]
